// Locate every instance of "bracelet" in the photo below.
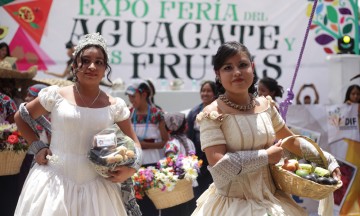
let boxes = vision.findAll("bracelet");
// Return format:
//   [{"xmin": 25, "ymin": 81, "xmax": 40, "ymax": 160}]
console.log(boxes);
[{"xmin": 29, "ymin": 140, "xmax": 49, "ymax": 154}]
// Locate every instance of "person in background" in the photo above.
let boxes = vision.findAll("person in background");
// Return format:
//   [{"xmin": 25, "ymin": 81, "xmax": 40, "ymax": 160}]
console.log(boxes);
[
  {"xmin": 0, "ymin": 79, "xmax": 23, "ymax": 107},
  {"xmin": 344, "ymin": 84, "xmax": 360, "ymax": 104},
  {"xmin": 0, "ymin": 92, "xmax": 19, "ymax": 216},
  {"xmin": 44, "ymin": 41, "xmax": 75, "ymax": 81},
  {"xmin": 161, "ymin": 112, "xmax": 196, "ymax": 216},
  {"xmin": 191, "ymin": 41, "xmax": 341, "ymax": 216},
  {"xmin": 0, "ymin": 92, "xmax": 17, "ymax": 124},
  {"xmin": 257, "ymin": 77, "xmax": 284, "ymax": 103},
  {"xmin": 164, "ymin": 112, "xmax": 196, "ymax": 157},
  {"xmin": 146, "ymin": 79, "xmax": 162, "ymax": 110},
  {"xmin": 186, "ymin": 80, "xmax": 217, "ymax": 199},
  {"xmin": 126, "ymin": 80, "xmax": 169, "ymax": 216},
  {"xmin": 0, "ymin": 42, "xmax": 17, "ymax": 69},
  {"xmin": 296, "ymin": 83, "xmax": 319, "ymax": 104},
  {"xmin": 340, "ymin": 84, "xmax": 360, "ymax": 215},
  {"xmin": 18, "ymin": 84, "xmax": 50, "ymax": 192},
  {"xmin": 14, "ymin": 32, "xmax": 141, "ymax": 215}
]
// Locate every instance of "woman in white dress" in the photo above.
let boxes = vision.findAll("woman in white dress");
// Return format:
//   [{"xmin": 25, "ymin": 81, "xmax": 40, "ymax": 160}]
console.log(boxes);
[
  {"xmin": 14, "ymin": 33, "xmax": 141, "ymax": 216},
  {"xmin": 191, "ymin": 41, "xmax": 342, "ymax": 216}
]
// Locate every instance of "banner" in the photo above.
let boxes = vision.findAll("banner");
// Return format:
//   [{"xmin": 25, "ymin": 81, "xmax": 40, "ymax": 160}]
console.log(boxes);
[
  {"xmin": 1, "ymin": 0, "xmax": 359, "ymax": 101},
  {"xmin": 287, "ymin": 104, "xmax": 360, "ymax": 215},
  {"xmin": 327, "ymin": 103, "xmax": 360, "ymax": 143}
]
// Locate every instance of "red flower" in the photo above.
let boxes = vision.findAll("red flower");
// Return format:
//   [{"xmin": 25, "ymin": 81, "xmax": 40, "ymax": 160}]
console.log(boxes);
[
  {"xmin": 7, "ymin": 135, "xmax": 19, "ymax": 144},
  {"xmin": 36, "ymin": 125, "xmax": 43, "ymax": 131},
  {"xmin": 12, "ymin": 131, "xmax": 21, "ymax": 136},
  {"xmin": 135, "ymin": 191, "xmax": 143, "ymax": 200}
]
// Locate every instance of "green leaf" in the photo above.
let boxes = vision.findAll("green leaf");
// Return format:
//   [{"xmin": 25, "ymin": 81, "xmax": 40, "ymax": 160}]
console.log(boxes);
[
  {"xmin": 324, "ymin": 15, "xmax": 328, "ymax": 26},
  {"xmin": 326, "ymin": 5, "xmax": 338, "ymax": 23},
  {"xmin": 30, "ymin": 22, "xmax": 40, "ymax": 29},
  {"xmin": 342, "ymin": 23, "xmax": 353, "ymax": 34}
]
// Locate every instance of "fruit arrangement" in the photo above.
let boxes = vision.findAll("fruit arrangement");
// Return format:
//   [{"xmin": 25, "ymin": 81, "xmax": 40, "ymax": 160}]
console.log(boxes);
[{"xmin": 281, "ymin": 159, "xmax": 338, "ymax": 185}]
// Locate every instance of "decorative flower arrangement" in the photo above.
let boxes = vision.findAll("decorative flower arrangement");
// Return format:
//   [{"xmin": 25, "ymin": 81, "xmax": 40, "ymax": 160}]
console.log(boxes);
[
  {"xmin": 196, "ymin": 111, "xmax": 224, "ymax": 122},
  {"xmin": 0, "ymin": 123, "xmax": 28, "ymax": 153},
  {"xmin": 132, "ymin": 153, "xmax": 202, "ymax": 199}
]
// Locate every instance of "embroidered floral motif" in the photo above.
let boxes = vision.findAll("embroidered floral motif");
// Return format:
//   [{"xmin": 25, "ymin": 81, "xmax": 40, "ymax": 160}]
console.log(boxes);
[
  {"xmin": 196, "ymin": 111, "xmax": 224, "ymax": 122},
  {"xmin": 130, "ymin": 106, "xmax": 164, "ymax": 124}
]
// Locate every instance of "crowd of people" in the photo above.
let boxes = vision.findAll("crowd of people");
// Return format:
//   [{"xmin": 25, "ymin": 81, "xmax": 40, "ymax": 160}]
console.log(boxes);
[{"xmin": 1, "ymin": 33, "xmax": 358, "ymax": 216}]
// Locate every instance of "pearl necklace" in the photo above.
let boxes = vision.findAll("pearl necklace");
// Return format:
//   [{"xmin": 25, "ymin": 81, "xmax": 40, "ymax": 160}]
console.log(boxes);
[
  {"xmin": 219, "ymin": 94, "xmax": 256, "ymax": 111},
  {"xmin": 75, "ymin": 85, "xmax": 101, "ymax": 108}
]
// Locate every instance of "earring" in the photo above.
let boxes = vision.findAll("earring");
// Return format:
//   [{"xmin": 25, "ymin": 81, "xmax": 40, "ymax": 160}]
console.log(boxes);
[
  {"xmin": 71, "ymin": 68, "xmax": 78, "ymax": 82},
  {"xmin": 216, "ymin": 77, "xmax": 221, "ymax": 84}
]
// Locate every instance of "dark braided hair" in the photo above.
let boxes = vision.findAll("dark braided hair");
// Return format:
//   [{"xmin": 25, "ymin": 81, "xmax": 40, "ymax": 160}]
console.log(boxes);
[{"xmin": 259, "ymin": 77, "xmax": 284, "ymax": 98}]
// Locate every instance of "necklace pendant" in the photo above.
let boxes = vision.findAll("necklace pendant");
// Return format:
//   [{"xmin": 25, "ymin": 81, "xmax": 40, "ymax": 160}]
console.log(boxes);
[{"xmin": 75, "ymin": 85, "xmax": 101, "ymax": 108}]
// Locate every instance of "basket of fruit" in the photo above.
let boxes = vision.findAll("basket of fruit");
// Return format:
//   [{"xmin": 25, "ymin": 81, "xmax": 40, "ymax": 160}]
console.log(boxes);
[{"xmin": 269, "ymin": 135, "xmax": 342, "ymax": 200}]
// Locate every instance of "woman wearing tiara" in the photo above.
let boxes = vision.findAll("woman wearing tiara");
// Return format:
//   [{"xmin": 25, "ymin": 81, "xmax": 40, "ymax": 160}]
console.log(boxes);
[{"xmin": 14, "ymin": 33, "xmax": 142, "ymax": 216}]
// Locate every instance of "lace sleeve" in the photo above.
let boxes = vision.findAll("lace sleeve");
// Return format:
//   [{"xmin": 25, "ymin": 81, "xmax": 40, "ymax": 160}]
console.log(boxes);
[
  {"xmin": 197, "ymin": 111, "xmax": 226, "ymax": 151},
  {"xmin": 38, "ymin": 85, "xmax": 60, "ymax": 112},
  {"xmin": 112, "ymin": 98, "xmax": 130, "ymax": 122},
  {"xmin": 266, "ymin": 96, "xmax": 285, "ymax": 132}
]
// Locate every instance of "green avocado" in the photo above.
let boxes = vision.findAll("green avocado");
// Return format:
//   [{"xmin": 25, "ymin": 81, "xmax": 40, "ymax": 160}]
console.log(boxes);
[{"xmin": 295, "ymin": 169, "xmax": 309, "ymax": 177}]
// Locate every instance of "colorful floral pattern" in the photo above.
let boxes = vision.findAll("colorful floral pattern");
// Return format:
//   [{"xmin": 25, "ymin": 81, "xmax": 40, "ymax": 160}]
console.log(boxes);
[
  {"xmin": 130, "ymin": 105, "xmax": 164, "ymax": 124},
  {"xmin": 0, "ymin": 93, "xmax": 17, "ymax": 123},
  {"xmin": 196, "ymin": 110, "xmax": 225, "ymax": 122},
  {"xmin": 132, "ymin": 154, "xmax": 202, "ymax": 199}
]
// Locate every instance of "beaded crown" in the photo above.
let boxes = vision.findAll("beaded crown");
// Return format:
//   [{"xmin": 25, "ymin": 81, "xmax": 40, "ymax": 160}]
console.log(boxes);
[{"xmin": 73, "ymin": 32, "xmax": 109, "ymax": 59}]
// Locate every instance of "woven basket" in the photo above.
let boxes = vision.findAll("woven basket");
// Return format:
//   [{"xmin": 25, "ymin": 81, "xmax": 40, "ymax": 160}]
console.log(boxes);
[
  {"xmin": 0, "ymin": 150, "xmax": 27, "ymax": 176},
  {"xmin": 33, "ymin": 78, "xmax": 74, "ymax": 87},
  {"xmin": 269, "ymin": 135, "xmax": 342, "ymax": 200},
  {"xmin": 0, "ymin": 66, "xmax": 37, "ymax": 79},
  {"xmin": 146, "ymin": 179, "xmax": 194, "ymax": 209}
]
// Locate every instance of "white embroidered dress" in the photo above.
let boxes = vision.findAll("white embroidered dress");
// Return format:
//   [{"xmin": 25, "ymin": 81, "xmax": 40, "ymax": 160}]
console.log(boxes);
[
  {"xmin": 192, "ymin": 97, "xmax": 307, "ymax": 216},
  {"xmin": 15, "ymin": 86, "xmax": 129, "ymax": 216}
]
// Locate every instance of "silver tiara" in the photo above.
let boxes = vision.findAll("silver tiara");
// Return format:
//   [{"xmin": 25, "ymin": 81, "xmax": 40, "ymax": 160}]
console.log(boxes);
[{"xmin": 73, "ymin": 32, "xmax": 109, "ymax": 58}]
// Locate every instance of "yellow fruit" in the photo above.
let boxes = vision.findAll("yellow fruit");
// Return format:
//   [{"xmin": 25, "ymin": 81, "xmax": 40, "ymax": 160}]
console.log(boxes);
[
  {"xmin": 299, "ymin": 163, "xmax": 312, "ymax": 173},
  {"xmin": 314, "ymin": 167, "xmax": 330, "ymax": 177},
  {"xmin": 295, "ymin": 169, "xmax": 310, "ymax": 177}
]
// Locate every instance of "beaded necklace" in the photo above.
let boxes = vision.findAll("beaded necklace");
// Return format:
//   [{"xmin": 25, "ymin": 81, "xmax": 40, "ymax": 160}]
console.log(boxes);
[{"xmin": 219, "ymin": 94, "xmax": 256, "ymax": 111}]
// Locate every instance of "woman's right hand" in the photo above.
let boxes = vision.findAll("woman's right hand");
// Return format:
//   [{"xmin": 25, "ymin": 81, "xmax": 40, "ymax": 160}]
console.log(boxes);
[
  {"xmin": 35, "ymin": 148, "xmax": 52, "ymax": 165},
  {"xmin": 266, "ymin": 140, "xmax": 283, "ymax": 164}
]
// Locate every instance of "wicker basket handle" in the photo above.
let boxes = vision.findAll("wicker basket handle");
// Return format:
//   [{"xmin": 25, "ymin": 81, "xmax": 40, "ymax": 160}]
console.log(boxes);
[{"xmin": 280, "ymin": 135, "xmax": 328, "ymax": 168}]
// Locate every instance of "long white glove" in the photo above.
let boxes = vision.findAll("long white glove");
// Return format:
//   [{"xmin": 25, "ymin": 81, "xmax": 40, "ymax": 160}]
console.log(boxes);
[
  {"xmin": 297, "ymin": 138, "xmax": 339, "ymax": 173},
  {"xmin": 208, "ymin": 150, "xmax": 268, "ymax": 188}
]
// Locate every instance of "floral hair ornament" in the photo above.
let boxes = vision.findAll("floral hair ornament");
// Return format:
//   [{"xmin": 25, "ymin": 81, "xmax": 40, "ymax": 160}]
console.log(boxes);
[{"xmin": 72, "ymin": 32, "xmax": 109, "ymax": 59}]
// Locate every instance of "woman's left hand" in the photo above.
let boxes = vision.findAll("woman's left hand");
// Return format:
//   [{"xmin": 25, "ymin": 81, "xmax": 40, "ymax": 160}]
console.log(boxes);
[
  {"xmin": 332, "ymin": 167, "xmax": 342, "ymax": 181},
  {"xmin": 107, "ymin": 166, "xmax": 136, "ymax": 183}
]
